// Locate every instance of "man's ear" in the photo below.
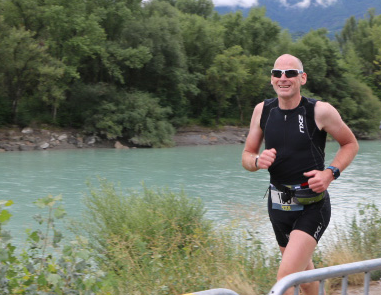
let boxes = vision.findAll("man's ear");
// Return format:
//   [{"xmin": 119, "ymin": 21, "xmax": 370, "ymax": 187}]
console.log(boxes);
[{"xmin": 301, "ymin": 73, "xmax": 307, "ymax": 85}]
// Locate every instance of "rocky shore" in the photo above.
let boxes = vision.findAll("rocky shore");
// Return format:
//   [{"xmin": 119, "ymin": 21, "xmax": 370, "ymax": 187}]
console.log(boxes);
[
  {"xmin": 173, "ymin": 125, "xmax": 248, "ymax": 146},
  {"xmin": 0, "ymin": 125, "xmax": 249, "ymax": 152}
]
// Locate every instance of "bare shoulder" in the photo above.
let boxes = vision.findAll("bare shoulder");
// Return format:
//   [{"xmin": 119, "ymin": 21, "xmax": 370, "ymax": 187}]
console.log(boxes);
[
  {"xmin": 315, "ymin": 100, "xmax": 343, "ymax": 131},
  {"xmin": 244, "ymin": 102, "xmax": 265, "ymax": 154},
  {"xmin": 254, "ymin": 101, "xmax": 264, "ymax": 115},
  {"xmin": 249, "ymin": 102, "xmax": 264, "ymax": 126}
]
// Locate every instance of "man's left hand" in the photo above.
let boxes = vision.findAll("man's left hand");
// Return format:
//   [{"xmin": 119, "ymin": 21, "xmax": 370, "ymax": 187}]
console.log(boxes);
[{"xmin": 303, "ymin": 170, "xmax": 334, "ymax": 193}]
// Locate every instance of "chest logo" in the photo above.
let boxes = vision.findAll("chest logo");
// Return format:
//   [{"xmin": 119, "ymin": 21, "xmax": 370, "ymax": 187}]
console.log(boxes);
[{"xmin": 298, "ymin": 114, "xmax": 305, "ymax": 133}]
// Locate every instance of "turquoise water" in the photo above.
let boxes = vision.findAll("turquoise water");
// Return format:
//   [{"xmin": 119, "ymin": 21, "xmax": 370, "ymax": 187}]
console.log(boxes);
[{"xmin": 0, "ymin": 140, "xmax": 380, "ymax": 246}]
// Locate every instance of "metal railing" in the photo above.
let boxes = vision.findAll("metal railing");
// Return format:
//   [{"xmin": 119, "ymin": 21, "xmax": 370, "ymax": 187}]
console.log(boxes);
[
  {"xmin": 183, "ymin": 288, "xmax": 239, "ymax": 295},
  {"xmin": 183, "ymin": 258, "xmax": 381, "ymax": 295},
  {"xmin": 268, "ymin": 258, "xmax": 381, "ymax": 295}
]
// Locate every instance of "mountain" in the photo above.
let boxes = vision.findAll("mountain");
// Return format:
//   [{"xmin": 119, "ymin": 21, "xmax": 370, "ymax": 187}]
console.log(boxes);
[{"xmin": 215, "ymin": 0, "xmax": 381, "ymax": 37}]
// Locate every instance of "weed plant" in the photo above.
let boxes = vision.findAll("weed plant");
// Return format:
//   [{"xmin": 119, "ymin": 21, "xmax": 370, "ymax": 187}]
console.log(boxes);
[
  {"xmin": 73, "ymin": 179, "xmax": 281, "ymax": 295},
  {"xmin": 321, "ymin": 201, "xmax": 381, "ymax": 292},
  {"xmin": 0, "ymin": 196, "xmax": 104, "ymax": 294},
  {"xmin": 1, "ymin": 181, "xmax": 380, "ymax": 294}
]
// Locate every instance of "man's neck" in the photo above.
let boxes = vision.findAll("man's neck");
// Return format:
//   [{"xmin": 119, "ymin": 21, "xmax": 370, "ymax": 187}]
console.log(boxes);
[{"xmin": 278, "ymin": 95, "xmax": 302, "ymax": 110}]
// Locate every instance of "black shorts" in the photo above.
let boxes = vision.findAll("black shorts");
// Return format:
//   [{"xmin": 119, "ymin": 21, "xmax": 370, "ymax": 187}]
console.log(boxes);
[{"xmin": 268, "ymin": 190, "xmax": 331, "ymax": 247}]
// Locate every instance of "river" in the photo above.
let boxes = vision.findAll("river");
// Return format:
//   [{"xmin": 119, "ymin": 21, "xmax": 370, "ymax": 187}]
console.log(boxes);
[{"xmin": 0, "ymin": 140, "xmax": 380, "ymax": 247}]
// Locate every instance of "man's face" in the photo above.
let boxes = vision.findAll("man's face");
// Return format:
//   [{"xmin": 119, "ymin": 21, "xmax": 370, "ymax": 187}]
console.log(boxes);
[{"xmin": 271, "ymin": 56, "xmax": 306, "ymax": 99}]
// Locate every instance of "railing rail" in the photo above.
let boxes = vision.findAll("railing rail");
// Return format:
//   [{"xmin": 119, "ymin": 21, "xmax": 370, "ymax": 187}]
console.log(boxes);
[
  {"xmin": 183, "ymin": 288, "xmax": 239, "ymax": 295},
  {"xmin": 268, "ymin": 258, "xmax": 381, "ymax": 295}
]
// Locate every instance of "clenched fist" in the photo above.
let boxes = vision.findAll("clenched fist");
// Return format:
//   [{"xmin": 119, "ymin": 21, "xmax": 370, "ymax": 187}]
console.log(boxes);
[{"xmin": 257, "ymin": 148, "xmax": 277, "ymax": 169}]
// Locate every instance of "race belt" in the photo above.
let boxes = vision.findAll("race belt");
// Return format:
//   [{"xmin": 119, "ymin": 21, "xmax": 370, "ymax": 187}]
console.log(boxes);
[{"xmin": 270, "ymin": 182, "xmax": 326, "ymax": 211}]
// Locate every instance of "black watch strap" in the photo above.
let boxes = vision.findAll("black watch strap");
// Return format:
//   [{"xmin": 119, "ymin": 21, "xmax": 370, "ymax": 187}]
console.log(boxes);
[{"xmin": 326, "ymin": 166, "xmax": 340, "ymax": 179}]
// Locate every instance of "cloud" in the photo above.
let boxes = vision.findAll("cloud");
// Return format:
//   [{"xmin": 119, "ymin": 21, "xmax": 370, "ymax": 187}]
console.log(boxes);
[
  {"xmin": 278, "ymin": 0, "xmax": 312, "ymax": 8},
  {"xmin": 294, "ymin": 0, "xmax": 312, "ymax": 8},
  {"xmin": 212, "ymin": 0, "xmax": 338, "ymax": 8},
  {"xmin": 315, "ymin": 0, "xmax": 338, "ymax": 7}
]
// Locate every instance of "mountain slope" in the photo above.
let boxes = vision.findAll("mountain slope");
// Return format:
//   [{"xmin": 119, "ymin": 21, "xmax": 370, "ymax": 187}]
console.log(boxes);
[{"xmin": 215, "ymin": 0, "xmax": 381, "ymax": 35}]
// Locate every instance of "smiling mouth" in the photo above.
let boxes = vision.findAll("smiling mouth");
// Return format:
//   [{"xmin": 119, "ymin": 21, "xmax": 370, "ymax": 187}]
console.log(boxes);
[{"xmin": 279, "ymin": 85, "xmax": 290, "ymax": 88}]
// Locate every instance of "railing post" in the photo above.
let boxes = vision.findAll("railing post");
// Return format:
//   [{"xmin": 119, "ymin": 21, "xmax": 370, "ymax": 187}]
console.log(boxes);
[
  {"xmin": 318, "ymin": 280, "xmax": 325, "ymax": 295},
  {"xmin": 341, "ymin": 276, "xmax": 348, "ymax": 295},
  {"xmin": 268, "ymin": 258, "xmax": 381, "ymax": 295},
  {"xmin": 364, "ymin": 272, "xmax": 371, "ymax": 295}
]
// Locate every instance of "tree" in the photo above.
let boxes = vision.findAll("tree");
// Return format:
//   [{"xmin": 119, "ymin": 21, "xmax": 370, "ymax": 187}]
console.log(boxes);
[
  {"xmin": 340, "ymin": 75, "xmax": 381, "ymax": 137},
  {"xmin": 0, "ymin": 18, "xmax": 65, "ymax": 124},
  {"xmin": 337, "ymin": 9, "xmax": 381, "ymax": 80},
  {"xmin": 175, "ymin": 0, "xmax": 214, "ymax": 18},
  {"xmin": 291, "ymin": 28, "xmax": 381, "ymax": 136},
  {"xmin": 220, "ymin": 11, "xmax": 245, "ymax": 49},
  {"xmin": 121, "ymin": 0, "xmax": 192, "ymax": 124},
  {"xmin": 84, "ymin": 0, "xmax": 152, "ymax": 85},
  {"xmin": 242, "ymin": 7, "xmax": 281, "ymax": 57},
  {"xmin": 206, "ymin": 46, "xmax": 267, "ymax": 124},
  {"xmin": 83, "ymin": 85, "xmax": 175, "ymax": 147},
  {"xmin": 180, "ymin": 13, "xmax": 225, "ymax": 118},
  {"xmin": 291, "ymin": 29, "xmax": 349, "ymax": 104}
]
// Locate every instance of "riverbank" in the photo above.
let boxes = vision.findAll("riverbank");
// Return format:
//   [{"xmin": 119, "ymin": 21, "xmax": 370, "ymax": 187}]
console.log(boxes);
[
  {"xmin": 173, "ymin": 125, "xmax": 248, "ymax": 146},
  {"xmin": 0, "ymin": 125, "xmax": 249, "ymax": 152}
]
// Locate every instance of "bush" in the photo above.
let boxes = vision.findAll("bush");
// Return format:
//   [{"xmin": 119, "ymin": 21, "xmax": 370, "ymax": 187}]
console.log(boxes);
[
  {"xmin": 82, "ymin": 85, "xmax": 175, "ymax": 147},
  {"xmin": 3, "ymin": 182, "xmax": 379, "ymax": 294},
  {"xmin": 322, "ymin": 201, "xmax": 381, "ymax": 291},
  {"xmin": 0, "ymin": 196, "xmax": 104, "ymax": 294},
  {"xmin": 73, "ymin": 179, "xmax": 282, "ymax": 295}
]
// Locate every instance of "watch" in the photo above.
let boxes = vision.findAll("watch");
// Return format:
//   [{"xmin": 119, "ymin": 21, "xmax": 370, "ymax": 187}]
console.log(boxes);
[{"xmin": 326, "ymin": 166, "xmax": 340, "ymax": 179}]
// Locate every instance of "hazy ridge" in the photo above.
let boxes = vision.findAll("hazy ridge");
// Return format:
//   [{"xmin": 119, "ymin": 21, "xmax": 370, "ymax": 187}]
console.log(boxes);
[{"xmin": 215, "ymin": 0, "xmax": 381, "ymax": 36}]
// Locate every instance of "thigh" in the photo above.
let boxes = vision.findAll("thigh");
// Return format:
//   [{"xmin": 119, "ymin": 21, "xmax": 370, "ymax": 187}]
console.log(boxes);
[
  {"xmin": 278, "ymin": 230, "xmax": 318, "ymax": 278},
  {"xmin": 268, "ymin": 196, "xmax": 303, "ymax": 247},
  {"xmin": 294, "ymin": 192, "xmax": 331, "ymax": 243},
  {"xmin": 268, "ymin": 192, "xmax": 331, "ymax": 246}
]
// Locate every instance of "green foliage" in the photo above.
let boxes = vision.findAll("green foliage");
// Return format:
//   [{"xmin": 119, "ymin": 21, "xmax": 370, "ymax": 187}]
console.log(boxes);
[
  {"xmin": 207, "ymin": 46, "xmax": 268, "ymax": 124},
  {"xmin": 242, "ymin": 8, "xmax": 281, "ymax": 57},
  {"xmin": 290, "ymin": 28, "xmax": 381, "ymax": 137},
  {"xmin": 0, "ymin": 183, "xmax": 380, "ymax": 294},
  {"xmin": 175, "ymin": 0, "xmax": 214, "ymax": 18},
  {"xmin": 72, "ymin": 179, "xmax": 282, "ymax": 294},
  {"xmin": 350, "ymin": 202, "xmax": 381, "ymax": 259},
  {"xmin": 0, "ymin": 0, "xmax": 380, "ymax": 137},
  {"xmin": 0, "ymin": 16, "xmax": 66, "ymax": 124},
  {"xmin": 0, "ymin": 196, "xmax": 104, "ymax": 294},
  {"xmin": 324, "ymin": 201, "xmax": 381, "ymax": 283},
  {"xmin": 83, "ymin": 85, "xmax": 175, "ymax": 147},
  {"xmin": 342, "ymin": 75, "xmax": 381, "ymax": 137},
  {"xmin": 0, "ymin": 97, "xmax": 12, "ymax": 125}
]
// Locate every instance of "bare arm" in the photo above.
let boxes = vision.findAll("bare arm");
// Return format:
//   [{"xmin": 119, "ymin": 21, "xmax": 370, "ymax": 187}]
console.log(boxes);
[
  {"xmin": 242, "ymin": 102, "xmax": 276, "ymax": 172},
  {"xmin": 304, "ymin": 101, "xmax": 359, "ymax": 192}
]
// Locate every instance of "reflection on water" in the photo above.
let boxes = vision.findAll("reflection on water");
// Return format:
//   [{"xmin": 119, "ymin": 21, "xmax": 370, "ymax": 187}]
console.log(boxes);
[{"xmin": 0, "ymin": 140, "xmax": 380, "ymax": 247}]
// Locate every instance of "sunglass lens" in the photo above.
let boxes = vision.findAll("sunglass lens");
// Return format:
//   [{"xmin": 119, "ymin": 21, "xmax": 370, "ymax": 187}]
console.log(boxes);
[
  {"xmin": 272, "ymin": 70, "xmax": 282, "ymax": 78},
  {"xmin": 271, "ymin": 70, "xmax": 300, "ymax": 78},
  {"xmin": 285, "ymin": 70, "xmax": 299, "ymax": 78}
]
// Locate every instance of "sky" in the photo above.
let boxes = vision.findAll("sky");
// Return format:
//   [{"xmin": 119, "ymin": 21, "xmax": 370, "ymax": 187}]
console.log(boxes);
[{"xmin": 212, "ymin": 0, "xmax": 339, "ymax": 8}]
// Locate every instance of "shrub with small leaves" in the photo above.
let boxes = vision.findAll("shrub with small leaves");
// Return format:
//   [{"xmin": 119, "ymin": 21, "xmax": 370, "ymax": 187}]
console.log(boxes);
[{"xmin": 0, "ymin": 195, "xmax": 105, "ymax": 294}]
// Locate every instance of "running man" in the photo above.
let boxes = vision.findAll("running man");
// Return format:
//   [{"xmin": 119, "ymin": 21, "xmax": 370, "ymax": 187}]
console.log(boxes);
[{"xmin": 242, "ymin": 54, "xmax": 359, "ymax": 295}]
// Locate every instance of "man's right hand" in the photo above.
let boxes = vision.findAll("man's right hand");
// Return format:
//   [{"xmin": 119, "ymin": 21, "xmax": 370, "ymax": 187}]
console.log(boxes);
[{"xmin": 257, "ymin": 148, "xmax": 277, "ymax": 169}]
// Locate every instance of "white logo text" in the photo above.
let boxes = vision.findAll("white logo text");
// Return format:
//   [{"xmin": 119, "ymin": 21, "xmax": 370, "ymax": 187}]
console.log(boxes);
[{"xmin": 298, "ymin": 114, "xmax": 305, "ymax": 133}]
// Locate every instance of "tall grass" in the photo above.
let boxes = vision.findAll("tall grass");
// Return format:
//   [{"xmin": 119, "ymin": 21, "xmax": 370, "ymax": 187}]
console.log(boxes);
[
  {"xmin": 72, "ymin": 180, "xmax": 381, "ymax": 295},
  {"xmin": 72, "ymin": 179, "xmax": 281, "ymax": 295},
  {"xmin": 319, "ymin": 201, "xmax": 381, "ymax": 293}
]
